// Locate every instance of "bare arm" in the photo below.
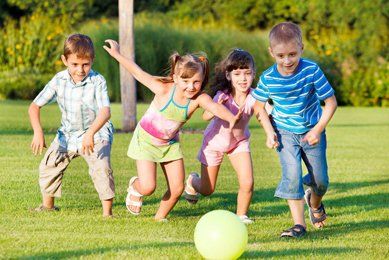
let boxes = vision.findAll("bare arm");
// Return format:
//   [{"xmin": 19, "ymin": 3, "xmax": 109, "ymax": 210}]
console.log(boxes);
[
  {"xmin": 253, "ymin": 100, "xmax": 278, "ymax": 149},
  {"xmin": 202, "ymin": 93, "xmax": 228, "ymax": 121},
  {"xmin": 103, "ymin": 39, "xmax": 165, "ymax": 95},
  {"xmin": 197, "ymin": 93, "xmax": 241, "ymax": 130},
  {"xmin": 303, "ymin": 95, "xmax": 337, "ymax": 145},
  {"xmin": 82, "ymin": 107, "xmax": 111, "ymax": 155},
  {"xmin": 28, "ymin": 103, "xmax": 46, "ymax": 155}
]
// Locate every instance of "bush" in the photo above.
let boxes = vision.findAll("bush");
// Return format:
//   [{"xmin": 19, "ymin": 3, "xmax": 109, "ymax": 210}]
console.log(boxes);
[
  {"xmin": 0, "ymin": 69, "xmax": 52, "ymax": 100},
  {"xmin": 79, "ymin": 17, "xmax": 271, "ymax": 102}
]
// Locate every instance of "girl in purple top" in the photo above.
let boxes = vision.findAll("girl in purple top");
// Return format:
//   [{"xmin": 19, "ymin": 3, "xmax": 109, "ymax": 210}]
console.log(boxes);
[{"xmin": 184, "ymin": 49, "xmax": 278, "ymax": 223}]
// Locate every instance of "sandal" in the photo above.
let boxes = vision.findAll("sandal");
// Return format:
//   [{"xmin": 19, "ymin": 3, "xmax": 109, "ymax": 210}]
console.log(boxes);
[
  {"xmin": 280, "ymin": 224, "xmax": 306, "ymax": 238},
  {"xmin": 184, "ymin": 172, "xmax": 199, "ymax": 204},
  {"xmin": 304, "ymin": 188, "xmax": 327, "ymax": 228},
  {"xmin": 126, "ymin": 176, "xmax": 143, "ymax": 215}
]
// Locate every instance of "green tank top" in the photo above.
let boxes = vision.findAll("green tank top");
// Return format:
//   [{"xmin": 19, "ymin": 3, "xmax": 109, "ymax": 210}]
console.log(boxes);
[{"xmin": 159, "ymin": 85, "xmax": 190, "ymax": 122}]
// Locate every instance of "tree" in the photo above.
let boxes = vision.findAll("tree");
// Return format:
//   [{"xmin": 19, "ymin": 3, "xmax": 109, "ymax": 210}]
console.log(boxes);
[{"xmin": 119, "ymin": 0, "xmax": 137, "ymax": 132}]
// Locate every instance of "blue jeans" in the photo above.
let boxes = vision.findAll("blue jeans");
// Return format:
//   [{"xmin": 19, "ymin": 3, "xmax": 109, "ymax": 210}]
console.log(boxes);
[{"xmin": 274, "ymin": 128, "xmax": 329, "ymax": 199}]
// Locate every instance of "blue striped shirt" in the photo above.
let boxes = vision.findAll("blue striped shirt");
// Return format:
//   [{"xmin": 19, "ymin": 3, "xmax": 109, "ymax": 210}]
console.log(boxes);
[
  {"xmin": 33, "ymin": 69, "xmax": 114, "ymax": 151},
  {"xmin": 252, "ymin": 58, "xmax": 335, "ymax": 134}
]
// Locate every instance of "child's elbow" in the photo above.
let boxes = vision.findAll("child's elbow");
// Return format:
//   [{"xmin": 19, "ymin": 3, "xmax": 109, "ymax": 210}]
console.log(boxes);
[
  {"xmin": 105, "ymin": 108, "xmax": 111, "ymax": 120},
  {"xmin": 28, "ymin": 103, "xmax": 39, "ymax": 115}
]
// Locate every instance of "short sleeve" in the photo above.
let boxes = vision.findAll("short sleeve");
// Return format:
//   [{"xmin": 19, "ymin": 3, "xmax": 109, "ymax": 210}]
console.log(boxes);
[
  {"xmin": 313, "ymin": 66, "xmax": 335, "ymax": 100},
  {"xmin": 252, "ymin": 76, "xmax": 270, "ymax": 103},
  {"xmin": 33, "ymin": 76, "xmax": 58, "ymax": 107},
  {"xmin": 95, "ymin": 77, "xmax": 111, "ymax": 109}
]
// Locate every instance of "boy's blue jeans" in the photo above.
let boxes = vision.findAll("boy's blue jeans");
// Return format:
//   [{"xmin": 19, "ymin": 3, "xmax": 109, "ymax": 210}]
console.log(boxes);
[{"xmin": 274, "ymin": 128, "xmax": 329, "ymax": 199}]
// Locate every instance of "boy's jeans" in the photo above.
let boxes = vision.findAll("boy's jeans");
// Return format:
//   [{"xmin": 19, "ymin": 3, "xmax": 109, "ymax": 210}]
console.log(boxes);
[{"xmin": 274, "ymin": 128, "xmax": 329, "ymax": 199}]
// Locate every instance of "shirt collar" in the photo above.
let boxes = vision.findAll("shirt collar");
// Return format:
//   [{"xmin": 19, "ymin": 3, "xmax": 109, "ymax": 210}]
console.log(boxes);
[{"xmin": 63, "ymin": 70, "xmax": 93, "ymax": 86}]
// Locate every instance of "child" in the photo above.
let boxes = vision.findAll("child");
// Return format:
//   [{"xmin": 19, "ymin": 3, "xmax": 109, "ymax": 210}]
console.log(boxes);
[
  {"xmin": 28, "ymin": 34, "xmax": 115, "ymax": 217},
  {"xmin": 184, "ymin": 49, "xmax": 278, "ymax": 224},
  {"xmin": 103, "ymin": 39, "xmax": 241, "ymax": 221},
  {"xmin": 252, "ymin": 22, "xmax": 337, "ymax": 237}
]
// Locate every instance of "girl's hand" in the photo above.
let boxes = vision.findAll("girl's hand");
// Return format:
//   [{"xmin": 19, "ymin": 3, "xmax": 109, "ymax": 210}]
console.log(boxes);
[
  {"xmin": 228, "ymin": 107, "xmax": 243, "ymax": 131},
  {"xmin": 266, "ymin": 132, "xmax": 279, "ymax": 149},
  {"xmin": 217, "ymin": 93, "xmax": 228, "ymax": 105},
  {"xmin": 103, "ymin": 39, "xmax": 120, "ymax": 58}
]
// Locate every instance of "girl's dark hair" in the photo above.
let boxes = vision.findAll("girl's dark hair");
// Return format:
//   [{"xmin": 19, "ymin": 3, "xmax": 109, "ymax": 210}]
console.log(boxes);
[{"xmin": 210, "ymin": 49, "xmax": 255, "ymax": 96}]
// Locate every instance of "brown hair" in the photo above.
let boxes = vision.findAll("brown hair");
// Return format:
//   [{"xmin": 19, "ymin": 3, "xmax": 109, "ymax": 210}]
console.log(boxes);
[
  {"xmin": 211, "ymin": 48, "xmax": 255, "ymax": 96},
  {"xmin": 159, "ymin": 52, "xmax": 210, "ymax": 91},
  {"xmin": 269, "ymin": 22, "xmax": 302, "ymax": 47},
  {"xmin": 63, "ymin": 33, "xmax": 95, "ymax": 59}
]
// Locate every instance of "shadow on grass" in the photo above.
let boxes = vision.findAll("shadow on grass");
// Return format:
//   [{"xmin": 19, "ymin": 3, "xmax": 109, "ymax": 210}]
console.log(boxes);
[
  {"xmin": 171, "ymin": 179, "xmax": 389, "ymax": 218},
  {"xmin": 171, "ymin": 187, "xmax": 283, "ymax": 218},
  {"xmin": 19, "ymin": 241, "xmax": 192, "ymax": 259},
  {"xmin": 329, "ymin": 179, "xmax": 389, "ymax": 193},
  {"xmin": 242, "ymin": 246, "xmax": 361, "ymax": 258}
]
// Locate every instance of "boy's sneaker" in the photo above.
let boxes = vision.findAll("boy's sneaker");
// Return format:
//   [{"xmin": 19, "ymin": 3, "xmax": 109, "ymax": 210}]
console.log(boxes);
[
  {"xmin": 238, "ymin": 215, "xmax": 254, "ymax": 224},
  {"xmin": 32, "ymin": 204, "xmax": 60, "ymax": 212}
]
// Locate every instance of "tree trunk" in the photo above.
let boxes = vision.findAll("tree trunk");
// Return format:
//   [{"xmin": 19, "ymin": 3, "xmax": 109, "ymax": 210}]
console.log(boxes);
[{"xmin": 119, "ymin": 0, "xmax": 136, "ymax": 132}]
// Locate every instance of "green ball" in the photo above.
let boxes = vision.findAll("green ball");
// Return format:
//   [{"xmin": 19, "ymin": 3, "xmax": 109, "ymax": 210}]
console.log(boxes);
[{"xmin": 194, "ymin": 210, "xmax": 248, "ymax": 259}]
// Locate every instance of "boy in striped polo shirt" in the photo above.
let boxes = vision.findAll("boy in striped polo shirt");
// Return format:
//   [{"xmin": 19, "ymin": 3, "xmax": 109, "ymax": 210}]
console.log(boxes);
[
  {"xmin": 28, "ymin": 34, "xmax": 115, "ymax": 217},
  {"xmin": 253, "ymin": 22, "xmax": 337, "ymax": 237}
]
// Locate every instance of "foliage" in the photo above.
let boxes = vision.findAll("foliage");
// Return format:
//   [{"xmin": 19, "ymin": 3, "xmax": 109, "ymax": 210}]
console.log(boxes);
[
  {"xmin": 0, "ymin": 11, "xmax": 72, "ymax": 99},
  {"xmin": 167, "ymin": 0, "xmax": 389, "ymax": 106},
  {"xmin": 0, "ymin": 1, "xmax": 388, "ymax": 106},
  {"xmin": 79, "ymin": 17, "xmax": 271, "ymax": 102},
  {"xmin": 0, "ymin": 0, "xmax": 117, "ymax": 26}
]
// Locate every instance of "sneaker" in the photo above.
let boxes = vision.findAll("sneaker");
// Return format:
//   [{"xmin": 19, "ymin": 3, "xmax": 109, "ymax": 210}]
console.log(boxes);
[
  {"xmin": 32, "ymin": 204, "xmax": 60, "ymax": 212},
  {"xmin": 184, "ymin": 172, "xmax": 200, "ymax": 204},
  {"xmin": 238, "ymin": 215, "xmax": 254, "ymax": 224}
]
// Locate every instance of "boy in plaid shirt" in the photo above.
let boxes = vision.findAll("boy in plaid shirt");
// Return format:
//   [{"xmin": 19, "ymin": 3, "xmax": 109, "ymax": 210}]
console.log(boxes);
[{"xmin": 28, "ymin": 34, "xmax": 115, "ymax": 217}]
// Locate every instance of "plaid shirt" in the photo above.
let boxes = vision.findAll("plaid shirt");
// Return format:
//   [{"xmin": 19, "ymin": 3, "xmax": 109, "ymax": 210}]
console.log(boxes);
[{"xmin": 33, "ymin": 69, "xmax": 114, "ymax": 151}]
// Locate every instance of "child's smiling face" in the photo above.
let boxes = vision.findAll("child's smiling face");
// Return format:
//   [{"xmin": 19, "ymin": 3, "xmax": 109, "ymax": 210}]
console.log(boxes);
[
  {"xmin": 269, "ymin": 40, "xmax": 303, "ymax": 76},
  {"xmin": 226, "ymin": 67, "xmax": 254, "ymax": 94},
  {"xmin": 61, "ymin": 54, "xmax": 93, "ymax": 83},
  {"xmin": 174, "ymin": 70, "xmax": 204, "ymax": 99}
]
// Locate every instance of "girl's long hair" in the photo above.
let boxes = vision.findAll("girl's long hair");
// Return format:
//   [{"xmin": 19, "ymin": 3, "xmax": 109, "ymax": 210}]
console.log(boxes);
[{"xmin": 210, "ymin": 49, "xmax": 255, "ymax": 97}]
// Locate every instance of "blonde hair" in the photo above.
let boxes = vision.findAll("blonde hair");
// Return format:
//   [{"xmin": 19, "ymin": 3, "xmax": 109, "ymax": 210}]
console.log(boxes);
[
  {"xmin": 269, "ymin": 22, "xmax": 303, "ymax": 47},
  {"xmin": 159, "ymin": 52, "xmax": 210, "ymax": 91},
  {"xmin": 63, "ymin": 34, "xmax": 95, "ymax": 59}
]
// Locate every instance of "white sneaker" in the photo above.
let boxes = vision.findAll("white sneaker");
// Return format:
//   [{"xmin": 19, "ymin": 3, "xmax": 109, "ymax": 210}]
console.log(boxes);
[{"xmin": 238, "ymin": 215, "xmax": 254, "ymax": 224}]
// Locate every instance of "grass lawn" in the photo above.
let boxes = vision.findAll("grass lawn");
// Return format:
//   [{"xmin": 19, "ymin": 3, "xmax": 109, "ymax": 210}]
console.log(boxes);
[{"xmin": 0, "ymin": 100, "xmax": 388, "ymax": 259}]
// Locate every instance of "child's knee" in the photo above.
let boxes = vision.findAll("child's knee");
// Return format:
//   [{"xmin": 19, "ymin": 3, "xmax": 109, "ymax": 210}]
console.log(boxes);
[
  {"xmin": 170, "ymin": 185, "xmax": 185, "ymax": 199},
  {"xmin": 139, "ymin": 185, "xmax": 156, "ymax": 196},
  {"xmin": 316, "ymin": 183, "xmax": 328, "ymax": 196},
  {"xmin": 239, "ymin": 179, "xmax": 254, "ymax": 192}
]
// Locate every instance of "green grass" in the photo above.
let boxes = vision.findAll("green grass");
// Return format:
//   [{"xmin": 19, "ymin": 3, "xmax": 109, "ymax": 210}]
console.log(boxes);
[{"xmin": 0, "ymin": 100, "xmax": 388, "ymax": 259}]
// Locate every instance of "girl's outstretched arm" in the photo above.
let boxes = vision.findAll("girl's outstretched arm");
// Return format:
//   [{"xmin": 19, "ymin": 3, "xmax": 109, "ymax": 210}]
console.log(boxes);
[
  {"xmin": 197, "ymin": 93, "xmax": 242, "ymax": 130},
  {"xmin": 254, "ymin": 100, "xmax": 279, "ymax": 149},
  {"xmin": 103, "ymin": 39, "xmax": 165, "ymax": 95}
]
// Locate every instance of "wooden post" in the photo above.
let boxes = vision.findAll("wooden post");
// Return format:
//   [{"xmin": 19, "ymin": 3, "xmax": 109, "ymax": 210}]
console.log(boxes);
[{"xmin": 119, "ymin": 0, "xmax": 136, "ymax": 132}]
